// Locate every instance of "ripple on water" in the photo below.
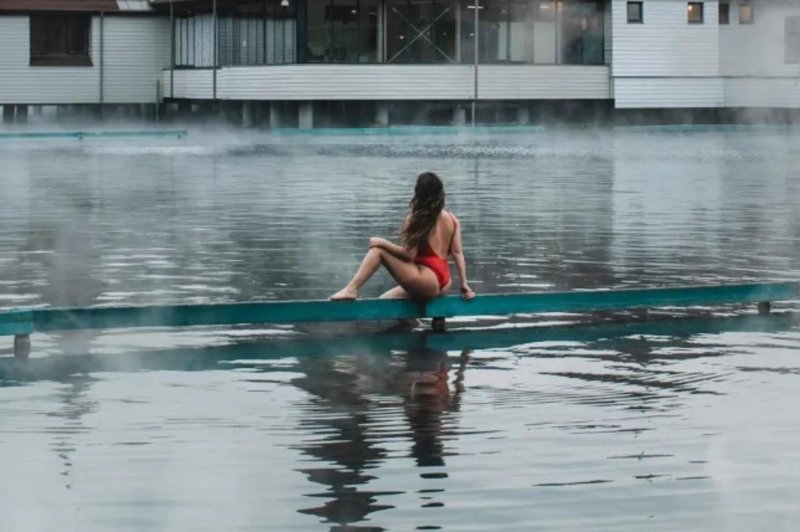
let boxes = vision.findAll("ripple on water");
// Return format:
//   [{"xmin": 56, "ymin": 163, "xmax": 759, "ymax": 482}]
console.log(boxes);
[{"xmin": 1, "ymin": 130, "xmax": 800, "ymax": 530}]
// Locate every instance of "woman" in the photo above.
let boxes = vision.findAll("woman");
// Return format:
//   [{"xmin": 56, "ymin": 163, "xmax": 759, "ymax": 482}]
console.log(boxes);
[{"xmin": 330, "ymin": 172, "xmax": 475, "ymax": 301}]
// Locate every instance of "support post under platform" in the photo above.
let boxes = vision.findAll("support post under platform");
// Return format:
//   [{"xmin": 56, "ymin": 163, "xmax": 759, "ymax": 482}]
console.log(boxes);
[
  {"xmin": 13, "ymin": 334, "xmax": 31, "ymax": 359},
  {"xmin": 432, "ymin": 317, "xmax": 446, "ymax": 333}
]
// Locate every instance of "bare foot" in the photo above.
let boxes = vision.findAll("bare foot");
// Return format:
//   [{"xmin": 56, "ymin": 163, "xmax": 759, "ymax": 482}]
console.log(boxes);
[{"xmin": 329, "ymin": 287, "xmax": 358, "ymax": 301}]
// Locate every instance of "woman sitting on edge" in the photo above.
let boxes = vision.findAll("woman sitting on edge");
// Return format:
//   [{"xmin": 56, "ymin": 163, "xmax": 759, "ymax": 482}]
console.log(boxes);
[{"xmin": 330, "ymin": 172, "xmax": 475, "ymax": 302}]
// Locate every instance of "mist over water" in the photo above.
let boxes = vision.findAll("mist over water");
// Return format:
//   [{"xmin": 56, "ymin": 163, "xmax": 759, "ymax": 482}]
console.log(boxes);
[{"xmin": 1, "ymin": 127, "xmax": 800, "ymax": 531}]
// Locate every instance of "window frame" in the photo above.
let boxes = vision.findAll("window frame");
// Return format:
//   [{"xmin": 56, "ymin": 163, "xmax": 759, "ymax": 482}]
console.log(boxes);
[
  {"xmin": 687, "ymin": 2, "xmax": 704, "ymax": 24},
  {"xmin": 718, "ymin": 2, "xmax": 729, "ymax": 25},
  {"xmin": 626, "ymin": 1, "xmax": 643, "ymax": 24},
  {"xmin": 29, "ymin": 14, "xmax": 92, "ymax": 67},
  {"xmin": 739, "ymin": 3, "xmax": 754, "ymax": 25}
]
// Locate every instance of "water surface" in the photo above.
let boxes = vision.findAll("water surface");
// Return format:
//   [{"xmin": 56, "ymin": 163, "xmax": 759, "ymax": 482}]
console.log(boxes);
[{"xmin": 0, "ymin": 127, "xmax": 799, "ymax": 531}]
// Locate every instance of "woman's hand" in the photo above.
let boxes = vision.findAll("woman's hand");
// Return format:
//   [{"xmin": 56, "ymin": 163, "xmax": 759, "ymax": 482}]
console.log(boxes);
[
  {"xmin": 369, "ymin": 237, "xmax": 386, "ymax": 249},
  {"xmin": 460, "ymin": 284, "xmax": 476, "ymax": 300}
]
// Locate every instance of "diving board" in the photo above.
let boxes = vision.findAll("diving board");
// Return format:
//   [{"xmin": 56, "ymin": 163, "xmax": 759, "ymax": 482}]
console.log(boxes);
[{"xmin": 1, "ymin": 281, "xmax": 798, "ymax": 359}]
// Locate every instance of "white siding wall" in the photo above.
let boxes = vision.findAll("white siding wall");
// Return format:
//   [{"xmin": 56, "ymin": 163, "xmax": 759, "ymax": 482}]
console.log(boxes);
[
  {"xmin": 720, "ymin": 0, "xmax": 800, "ymax": 76},
  {"xmin": 480, "ymin": 66, "xmax": 611, "ymax": 99},
  {"xmin": 0, "ymin": 15, "xmax": 169, "ymax": 105},
  {"xmin": 103, "ymin": 17, "xmax": 170, "ymax": 103},
  {"xmin": 218, "ymin": 65, "xmax": 475, "ymax": 100},
  {"xmin": 615, "ymin": 77, "xmax": 724, "ymax": 107},
  {"xmin": 719, "ymin": 0, "xmax": 800, "ymax": 108},
  {"xmin": 0, "ymin": 15, "xmax": 101, "ymax": 104},
  {"xmin": 612, "ymin": 0, "xmax": 720, "ymax": 77},
  {"xmin": 612, "ymin": 0, "xmax": 722, "ymax": 108},
  {"xmin": 725, "ymin": 78, "xmax": 800, "ymax": 108},
  {"xmin": 163, "ymin": 69, "xmax": 214, "ymax": 100},
  {"xmin": 162, "ymin": 65, "xmax": 611, "ymax": 101}
]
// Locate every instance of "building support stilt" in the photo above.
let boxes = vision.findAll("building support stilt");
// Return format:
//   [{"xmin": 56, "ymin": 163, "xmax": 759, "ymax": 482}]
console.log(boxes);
[
  {"xmin": 269, "ymin": 102, "xmax": 282, "ymax": 129},
  {"xmin": 298, "ymin": 102, "xmax": 313, "ymax": 129},
  {"xmin": 13, "ymin": 335, "xmax": 31, "ymax": 359},
  {"xmin": 2, "ymin": 105, "xmax": 14, "ymax": 124},
  {"xmin": 516, "ymin": 106, "xmax": 530, "ymax": 125},
  {"xmin": 242, "ymin": 101, "xmax": 255, "ymax": 128},
  {"xmin": 15, "ymin": 105, "xmax": 28, "ymax": 124},
  {"xmin": 375, "ymin": 102, "xmax": 390, "ymax": 127},
  {"xmin": 453, "ymin": 105, "xmax": 466, "ymax": 126}
]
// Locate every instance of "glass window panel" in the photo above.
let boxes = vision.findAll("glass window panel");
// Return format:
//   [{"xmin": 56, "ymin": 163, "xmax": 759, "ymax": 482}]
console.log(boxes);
[
  {"xmin": 331, "ymin": 0, "xmax": 360, "ymax": 62},
  {"xmin": 508, "ymin": 1, "xmax": 532, "ymax": 63},
  {"xmin": 534, "ymin": 1, "xmax": 556, "ymax": 63},
  {"xmin": 307, "ymin": 0, "xmax": 332, "ymax": 61},
  {"xmin": 626, "ymin": 1, "xmax": 642, "ymax": 23},
  {"xmin": 480, "ymin": 0, "xmax": 506, "ymax": 62},
  {"xmin": 739, "ymin": 3, "xmax": 753, "ymax": 24},
  {"xmin": 687, "ymin": 2, "xmax": 703, "ymax": 24},
  {"xmin": 559, "ymin": 1, "xmax": 603, "ymax": 65},
  {"xmin": 719, "ymin": 3, "xmax": 729, "ymax": 25},
  {"xmin": 30, "ymin": 15, "xmax": 91, "ymax": 65},
  {"xmin": 359, "ymin": 0, "xmax": 379, "ymax": 62},
  {"xmin": 388, "ymin": 0, "xmax": 455, "ymax": 64},
  {"xmin": 66, "ymin": 16, "xmax": 89, "ymax": 55}
]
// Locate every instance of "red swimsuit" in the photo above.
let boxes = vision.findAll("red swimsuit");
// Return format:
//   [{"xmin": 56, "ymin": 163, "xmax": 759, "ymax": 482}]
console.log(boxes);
[{"xmin": 415, "ymin": 241, "xmax": 451, "ymax": 290}]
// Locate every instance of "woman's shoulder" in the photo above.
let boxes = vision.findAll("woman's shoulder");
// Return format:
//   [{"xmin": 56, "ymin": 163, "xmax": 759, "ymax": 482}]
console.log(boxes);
[{"xmin": 442, "ymin": 210, "xmax": 459, "ymax": 225}]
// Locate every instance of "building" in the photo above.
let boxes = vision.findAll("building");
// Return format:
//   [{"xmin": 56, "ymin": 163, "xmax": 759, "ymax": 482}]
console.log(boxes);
[{"xmin": 1, "ymin": 0, "xmax": 799, "ymax": 126}]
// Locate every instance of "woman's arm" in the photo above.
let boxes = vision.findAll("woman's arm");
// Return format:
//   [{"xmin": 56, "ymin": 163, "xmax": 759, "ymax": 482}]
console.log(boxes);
[
  {"xmin": 449, "ymin": 214, "xmax": 475, "ymax": 300},
  {"xmin": 370, "ymin": 237, "xmax": 414, "ymax": 260}
]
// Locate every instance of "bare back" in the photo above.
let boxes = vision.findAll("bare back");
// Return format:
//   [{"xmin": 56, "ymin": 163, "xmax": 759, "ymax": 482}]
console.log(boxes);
[{"xmin": 423, "ymin": 210, "xmax": 456, "ymax": 259}]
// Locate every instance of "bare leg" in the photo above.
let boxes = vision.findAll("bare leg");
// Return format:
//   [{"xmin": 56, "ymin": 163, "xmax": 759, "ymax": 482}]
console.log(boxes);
[
  {"xmin": 330, "ymin": 247, "xmax": 440, "ymax": 301},
  {"xmin": 330, "ymin": 247, "xmax": 382, "ymax": 300},
  {"xmin": 380, "ymin": 286, "xmax": 409, "ymax": 299}
]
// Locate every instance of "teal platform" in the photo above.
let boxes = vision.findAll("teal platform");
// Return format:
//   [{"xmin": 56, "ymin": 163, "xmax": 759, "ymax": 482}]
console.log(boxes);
[{"xmin": 2, "ymin": 282, "xmax": 798, "ymax": 358}]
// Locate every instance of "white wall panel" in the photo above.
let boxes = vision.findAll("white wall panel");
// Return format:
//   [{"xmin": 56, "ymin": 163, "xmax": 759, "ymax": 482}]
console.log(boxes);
[
  {"xmin": 217, "ymin": 65, "xmax": 475, "ymax": 100},
  {"xmin": 480, "ymin": 65, "xmax": 611, "ymax": 99},
  {"xmin": 0, "ymin": 15, "xmax": 169, "ymax": 104},
  {"xmin": 615, "ymin": 77, "xmax": 724, "ymax": 107},
  {"xmin": 725, "ymin": 78, "xmax": 800, "ymax": 107},
  {"xmin": 163, "ymin": 69, "xmax": 214, "ymax": 99},
  {"xmin": 0, "ymin": 16, "xmax": 101, "ymax": 104},
  {"xmin": 612, "ymin": 0, "xmax": 720, "ymax": 77},
  {"xmin": 720, "ymin": 0, "xmax": 800, "ymax": 77},
  {"xmin": 103, "ymin": 17, "xmax": 171, "ymax": 103}
]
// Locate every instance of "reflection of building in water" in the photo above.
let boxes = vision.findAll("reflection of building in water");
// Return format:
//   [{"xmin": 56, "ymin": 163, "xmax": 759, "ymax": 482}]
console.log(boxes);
[
  {"xmin": 48, "ymin": 376, "xmax": 98, "ymax": 491},
  {"xmin": 290, "ymin": 345, "xmax": 468, "ymax": 530}
]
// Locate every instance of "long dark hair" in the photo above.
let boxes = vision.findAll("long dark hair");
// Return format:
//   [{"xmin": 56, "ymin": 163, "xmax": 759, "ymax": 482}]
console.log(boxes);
[{"xmin": 401, "ymin": 172, "xmax": 445, "ymax": 250}]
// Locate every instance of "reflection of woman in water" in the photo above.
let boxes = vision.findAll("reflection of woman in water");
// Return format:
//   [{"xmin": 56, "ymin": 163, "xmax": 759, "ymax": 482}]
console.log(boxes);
[
  {"xmin": 291, "ymin": 346, "xmax": 470, "ymax": 526},
  {"xmin": 399, "ymin": 349, "xmax": 470, "ymax": 467},
  {"xmin": 330, "ymin": 172, "xmax": 476, "ymax": 301}
]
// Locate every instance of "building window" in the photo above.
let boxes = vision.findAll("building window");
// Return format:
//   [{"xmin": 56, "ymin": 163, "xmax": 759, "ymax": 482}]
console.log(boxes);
[
  {"xmin": 386, "ymin": 0, "xmax": 456, "ymax": 64},
  {"xmin": 457, "ymin": 0, "xmax": 603, "ymax": 65},
  {"xmin": 739, "ymin": 3, "xmax": 753, "ymax": 24},
  {"xmin": 687, "ymin": 2, "xmax": 703, "ymax": 24},
  {"xmin": 30, "ymin": 15, "xmax": 91, "ymax": 66},
  {"xmin": 218, "ymin": 0, "xmax": 297, "ymax": 66},
  {"xmin": 627, "ymin": 1, "xmax": 643, "ymax": 23},
  {"xmin": 787, "ymin": 16, "xmax": 800, "ymax": 64},
  {"xmin": 308, "ymin": 0, "xmax": 380, "ymax": 63},
  {"xmin": 719, "ymin": 2, "xmax": 729, "ymax": 25}
]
